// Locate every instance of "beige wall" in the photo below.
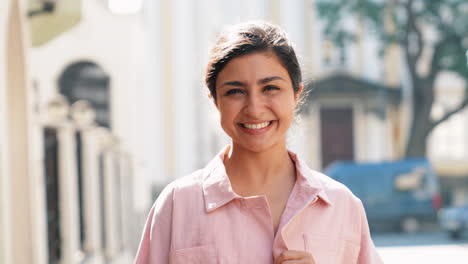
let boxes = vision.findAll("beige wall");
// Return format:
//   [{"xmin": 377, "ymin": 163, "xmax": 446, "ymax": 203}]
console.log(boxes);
[
  {"xmin": 0, "ymin": 0, "xmax": 11, "ymax": 262},
  {"xmin": 5, "ymin": 0, "xmax": 37, "ymax": 263}
]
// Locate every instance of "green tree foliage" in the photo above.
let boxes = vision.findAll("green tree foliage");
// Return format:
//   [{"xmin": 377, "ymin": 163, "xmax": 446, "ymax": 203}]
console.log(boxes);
[{"xmin": 317, "ymin": 0, "xmax": 468, "ymax": 157}]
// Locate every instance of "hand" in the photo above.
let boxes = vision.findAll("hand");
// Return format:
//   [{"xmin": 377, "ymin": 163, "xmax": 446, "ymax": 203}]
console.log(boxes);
[{"xmin": 274, "ymin": 250, "xmax": 315, "ymax": 264}]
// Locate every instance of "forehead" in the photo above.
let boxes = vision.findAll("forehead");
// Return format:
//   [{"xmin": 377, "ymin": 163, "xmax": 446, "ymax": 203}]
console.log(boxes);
[{"xmin": 216, "ymin": 52, "xmax": 290, "ymax": 85}]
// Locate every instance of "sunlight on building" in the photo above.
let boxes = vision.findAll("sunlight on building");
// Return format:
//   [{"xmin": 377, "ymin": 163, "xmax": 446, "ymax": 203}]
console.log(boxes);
[{"xmin": 108, "ymin": 0, "xmax": 143, "ymax": 14}]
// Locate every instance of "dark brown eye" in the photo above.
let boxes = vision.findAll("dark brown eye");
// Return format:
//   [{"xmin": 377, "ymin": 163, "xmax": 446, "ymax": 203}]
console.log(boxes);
[
  {"xmin": 264, "ymin": 85, "xmax": 279, "ymax": 92},
  {"xmin": 225, "ymin": 89, "xmax": 244, "ymax": 96}
]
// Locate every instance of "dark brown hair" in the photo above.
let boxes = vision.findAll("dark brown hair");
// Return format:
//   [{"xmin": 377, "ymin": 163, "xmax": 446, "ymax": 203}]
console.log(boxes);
[{"xmin": 205, "ymin": 21, "xmax": 302, "ymax": 102}]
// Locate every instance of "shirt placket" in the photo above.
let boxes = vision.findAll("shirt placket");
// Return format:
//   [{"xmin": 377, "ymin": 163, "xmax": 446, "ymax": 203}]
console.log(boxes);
[
  {"xmin": 240, "ymin": 196, "xmax": 275, "ymax": 232},
  {"xmin": 239, "ymin": 196, "xmax": 276, "ymax": 262},
  {"xmin": 272, "ymin": 184, "xmax": 321, "ymax": 258}
]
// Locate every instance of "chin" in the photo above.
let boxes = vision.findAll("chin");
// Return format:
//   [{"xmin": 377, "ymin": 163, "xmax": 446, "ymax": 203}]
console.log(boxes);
[{"xmin": 235, "ymin": 140, "xmax": 281, "ymax": 154}]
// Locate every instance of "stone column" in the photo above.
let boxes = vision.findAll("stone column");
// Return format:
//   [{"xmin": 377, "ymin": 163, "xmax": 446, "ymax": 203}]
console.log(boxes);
[
  {"xmin": 96, "ymin": 129, "xmax": 120, "ymax": 259},
  {"xmin": 118, "ymin": 153, "xmax": 132, "ymax": 251},
  {"xmin": 103, "ymin": 149, "xmax": 119, "ymax": 258},
  {"xmin": 57, "ymin": 123, "xmax": 84, "ymax": 264},
  {"xmin": 81, "ymin": 127, "xmax": 105, "ymax": 263}
]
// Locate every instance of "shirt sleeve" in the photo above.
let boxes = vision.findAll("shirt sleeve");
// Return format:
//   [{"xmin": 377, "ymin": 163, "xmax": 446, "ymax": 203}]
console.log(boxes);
[
  {"xmin": 357, "ymin": 200, "xmax": 384, "ymax": 264},
  {"xmin": 134, "ymin": 185, "xmax": 174, "ymax": 264}
]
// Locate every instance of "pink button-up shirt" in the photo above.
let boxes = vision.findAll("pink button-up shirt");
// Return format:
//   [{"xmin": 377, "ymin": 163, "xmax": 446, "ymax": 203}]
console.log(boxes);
[{"xmin": 135, "ymin": 147, "xmax": 383, "ymax": 263}]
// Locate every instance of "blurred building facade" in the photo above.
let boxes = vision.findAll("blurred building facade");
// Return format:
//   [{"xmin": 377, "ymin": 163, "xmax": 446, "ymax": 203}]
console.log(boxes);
[{"xmin": 1, "ymin": 0, "xmax": 151, "ymax": 263}]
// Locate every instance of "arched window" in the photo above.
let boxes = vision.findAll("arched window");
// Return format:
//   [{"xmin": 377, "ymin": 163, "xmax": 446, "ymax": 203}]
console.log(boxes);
[{"xmin": 58, "ymin": 61, "xmax": 111, "ymax": 128}]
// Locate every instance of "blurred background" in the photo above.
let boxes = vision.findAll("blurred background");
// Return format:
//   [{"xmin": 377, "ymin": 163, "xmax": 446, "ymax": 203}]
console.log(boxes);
[{"xmin": 1, "ymin": 0, "xmax": 468, "ymax": 263}]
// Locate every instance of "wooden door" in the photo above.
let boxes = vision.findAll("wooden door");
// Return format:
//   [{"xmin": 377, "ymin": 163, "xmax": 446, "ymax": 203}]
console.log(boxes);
[{"xmin": 320, "ymin": 107, "xmax": 355, "ymax": 169}]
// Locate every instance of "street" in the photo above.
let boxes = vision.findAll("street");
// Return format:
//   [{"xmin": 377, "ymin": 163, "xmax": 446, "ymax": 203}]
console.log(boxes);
[{"xmin": 374, "ymin": 231, "xmax": 468, "ymax": 263}]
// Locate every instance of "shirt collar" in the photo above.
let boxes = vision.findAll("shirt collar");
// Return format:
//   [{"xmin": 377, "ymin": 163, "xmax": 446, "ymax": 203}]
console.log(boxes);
[
  {"xmin": 202, "ymin": 146, "xmax": 240, "ymax": 212},
  {"xmin": 287, "ymin": 151, "xmax": 333, "ymax": 206},
  {"xmin": 202, "ymin": 146, "xmax": 332, "ymax": 213}
]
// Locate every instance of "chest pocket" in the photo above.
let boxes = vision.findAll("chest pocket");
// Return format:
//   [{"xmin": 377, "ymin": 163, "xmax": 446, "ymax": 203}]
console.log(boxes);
[
  {"xmin": 302, "ymin": 234, "xmax": 360, "ymax": 264},
  {"xmin": 302, "ymin": 234, "xmax": 342, "ymax": 264},
  {"xmin": 169, "ymin": 245, "xmax": 217, "ymax": 264}
]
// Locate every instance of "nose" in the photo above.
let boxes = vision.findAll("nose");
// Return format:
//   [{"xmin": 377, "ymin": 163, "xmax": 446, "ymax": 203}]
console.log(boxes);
[{"xmin": 243, "ymin": 92, "xmax": 265, "ymax": 118}]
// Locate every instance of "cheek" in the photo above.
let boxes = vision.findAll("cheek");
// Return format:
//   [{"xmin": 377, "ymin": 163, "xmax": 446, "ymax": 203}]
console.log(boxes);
[
  {"xmin": 218, "ymin": 101, "xmax": 241, "ymax": 120},
  {"xmin": 218, "ymin": 106, "xmax": 235, "ymax": 127},
  {"xmin": 271, "ymin": 98, "xmax": 296, "ymax": 119}
]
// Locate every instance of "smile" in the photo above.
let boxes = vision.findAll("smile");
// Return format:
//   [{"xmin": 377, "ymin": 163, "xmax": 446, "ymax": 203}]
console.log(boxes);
[{"xmin": 242, "ymin": 121, "xmax": 272, "ymax": 129}]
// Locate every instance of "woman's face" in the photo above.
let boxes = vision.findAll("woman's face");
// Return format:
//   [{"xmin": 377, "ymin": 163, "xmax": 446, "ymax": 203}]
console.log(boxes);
[{"xmin": 215, "ymin": 52, "xmax": 302, "ymax": 153}]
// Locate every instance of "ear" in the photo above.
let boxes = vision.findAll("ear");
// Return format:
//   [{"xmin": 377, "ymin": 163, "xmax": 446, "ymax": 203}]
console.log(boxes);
[
  {"xmin": 294, "ymin": 83, "xmax": 304, "ymax": 105},
  {"xmin": 207, "ymin": 91, "xmax": 220, "ymax": 109}
]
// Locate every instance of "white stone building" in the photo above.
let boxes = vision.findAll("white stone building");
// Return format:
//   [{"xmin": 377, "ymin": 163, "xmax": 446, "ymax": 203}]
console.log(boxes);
[{"xmin": 1, "ymin": 0, "xmax": 152, "ymax": 263}]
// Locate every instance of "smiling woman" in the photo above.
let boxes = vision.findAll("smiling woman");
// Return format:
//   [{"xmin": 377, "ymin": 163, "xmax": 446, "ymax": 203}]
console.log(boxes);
[{"xmin": 134, "ymin": 21, "xmax": 383, "ymax": 264}]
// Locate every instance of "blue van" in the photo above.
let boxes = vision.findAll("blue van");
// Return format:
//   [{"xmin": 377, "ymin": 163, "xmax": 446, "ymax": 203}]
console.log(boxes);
[{"xmin": 324, "ymin": 159, "xmax": 441, "ymax": 232}]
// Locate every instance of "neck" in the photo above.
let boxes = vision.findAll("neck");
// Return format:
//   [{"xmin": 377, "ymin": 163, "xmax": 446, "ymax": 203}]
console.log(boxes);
[{"xmin": 224, "ymin": 141, "xmax": 296, "ymax": 194}]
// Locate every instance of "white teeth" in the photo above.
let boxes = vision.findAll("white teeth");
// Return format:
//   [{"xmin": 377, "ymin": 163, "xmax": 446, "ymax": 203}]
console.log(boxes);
[{"xmin": 243, "ymin": 121, "xmax": 270, "ymax": 129}]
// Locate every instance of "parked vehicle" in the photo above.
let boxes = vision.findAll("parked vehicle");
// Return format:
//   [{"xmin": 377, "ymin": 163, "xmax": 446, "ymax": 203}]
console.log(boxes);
[
  {"xmin": 324, "ymin": 158, "xmax": 441, "ymax": 232},
  {"xmin": 438, "ymin": 205, "xmax": 468, "ymax": 240}
]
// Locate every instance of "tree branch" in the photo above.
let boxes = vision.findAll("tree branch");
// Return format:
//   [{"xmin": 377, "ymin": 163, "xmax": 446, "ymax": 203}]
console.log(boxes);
[
  {"xmin": 404, "ymin": 0, "xmax": 424, "ymax": 64},
  {"xmin": 430, "ymin": 82, "xmax": 468, "ymax": 130}
]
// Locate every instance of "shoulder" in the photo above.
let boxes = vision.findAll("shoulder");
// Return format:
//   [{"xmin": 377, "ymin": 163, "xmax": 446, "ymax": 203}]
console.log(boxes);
[
  {"xmin": 155, "ymin": 169, "xmax": 205, "ymax": 203},
  {"xmin": 168, "ymin": 169, "xmax": 205, "ymax": 190},
  {"xmin": 150, "ymin": 168, "xmax": 210, "ymax": 216}
]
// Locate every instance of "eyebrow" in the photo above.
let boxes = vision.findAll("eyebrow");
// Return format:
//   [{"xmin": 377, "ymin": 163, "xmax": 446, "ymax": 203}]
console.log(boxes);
[
  {"xmin": 220, "ymin": 76, "xmax": 285, "ymax": 88},
  {"xmin": 258, "ymin": 76, "xmax": 284, "ymax": 84}
]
